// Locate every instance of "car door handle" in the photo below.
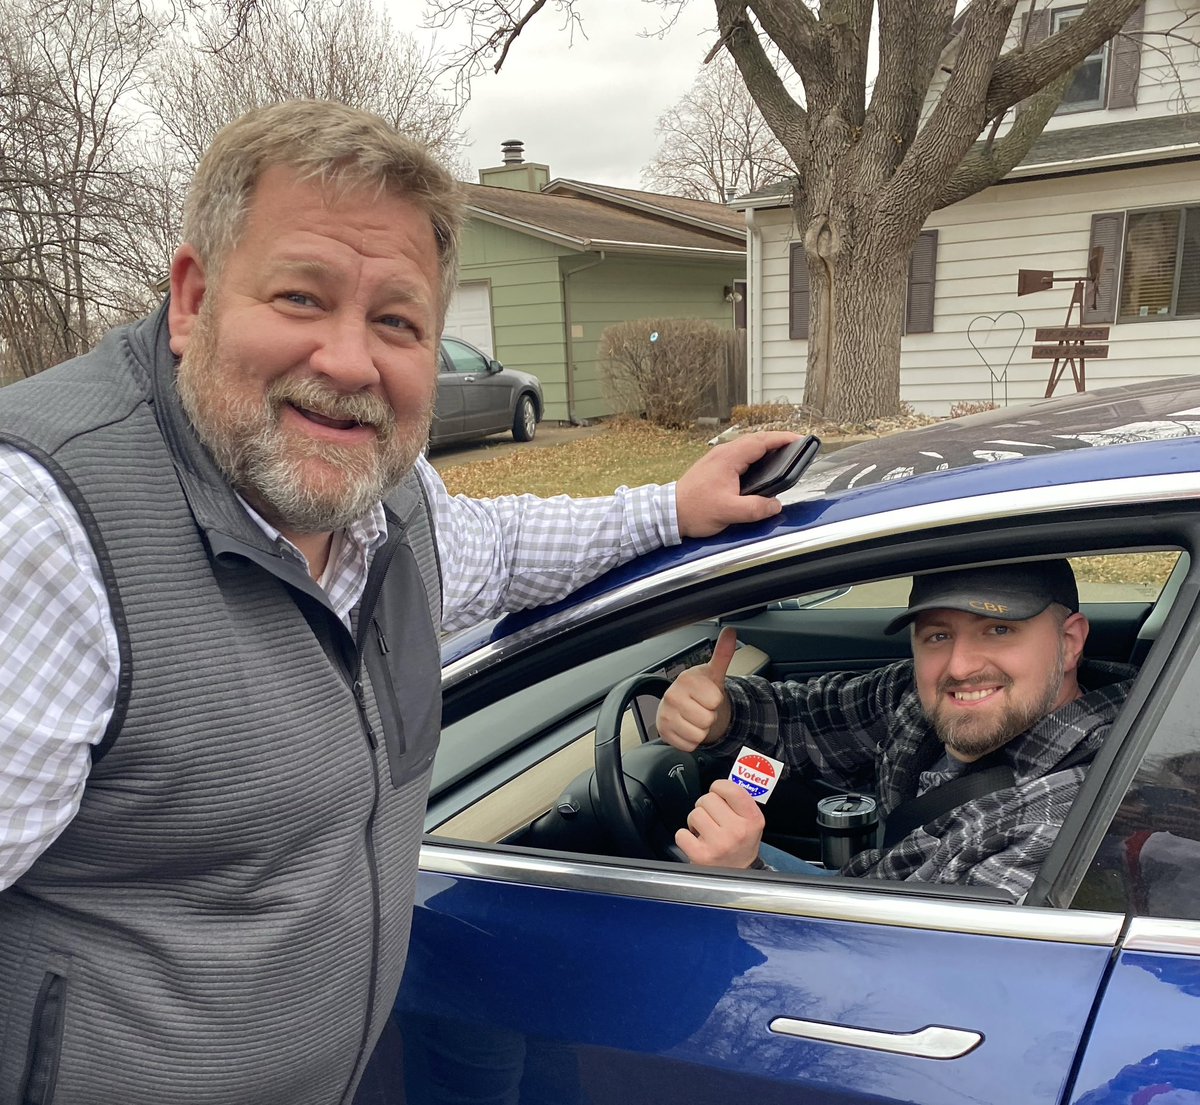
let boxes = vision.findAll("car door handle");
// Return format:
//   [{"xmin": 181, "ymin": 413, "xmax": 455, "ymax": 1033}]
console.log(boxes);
[
  {"xmin": 462, "ymin": 375, "xmax": 476, "ymax": 382},
  {"xmin": 768, "ymin": 1017, "xmax": 982, "ymax": 1059}
]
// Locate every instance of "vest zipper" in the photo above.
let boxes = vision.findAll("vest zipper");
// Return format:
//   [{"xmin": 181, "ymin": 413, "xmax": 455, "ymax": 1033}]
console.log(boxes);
[
  {"xmin": 354, "ymin": 529, "xmax": 405, "ymax": 652},
  {"xmin": 342, "ymin": 726, "xmax": 384, "ymax": 1105},
  {"xmin": 350, "ymin": 680, "xmax": 377, "ymax": 748},
  {"xmin": 341, "ymin": 655, "xmax": 383, "ymax": 1105},
  {"xmin": 342, "ymin": 520, "xmax": 408, "ymax": 1103}
]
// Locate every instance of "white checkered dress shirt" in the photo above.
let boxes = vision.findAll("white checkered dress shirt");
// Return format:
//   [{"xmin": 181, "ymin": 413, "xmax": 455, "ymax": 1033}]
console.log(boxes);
[{"xmin": 0, "ymin": 447, "xmax": 678, "ymax": 887}]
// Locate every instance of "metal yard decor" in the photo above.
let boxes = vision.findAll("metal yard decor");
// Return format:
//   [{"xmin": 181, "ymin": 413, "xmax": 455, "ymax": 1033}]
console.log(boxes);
[
  {"xmin": 966, "ymin": 311, "xmax": 1026, "ymax": 407},
  {"xmin": 1017, "ymin": 247, "xmax": 1109, "ymax": 397}
]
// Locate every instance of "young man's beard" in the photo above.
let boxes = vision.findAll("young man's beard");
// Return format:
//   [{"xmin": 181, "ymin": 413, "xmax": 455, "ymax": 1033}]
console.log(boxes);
[
  {"xmin": 927, "ymin": 642, "xmax": 1067, "ymax": 760},
  {"xmin": 175, "ymin": 301, "xmax": 431, "ymax": 535}
]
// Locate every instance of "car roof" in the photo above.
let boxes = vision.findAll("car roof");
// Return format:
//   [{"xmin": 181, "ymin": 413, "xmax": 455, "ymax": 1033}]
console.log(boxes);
[
  {"xmin": 444, "ymin": 375, "xmax": 1200, "ymax": 663},
  {"xmin": 791, "ymin": 373, "xmax": 1200, "ymax": 499}
]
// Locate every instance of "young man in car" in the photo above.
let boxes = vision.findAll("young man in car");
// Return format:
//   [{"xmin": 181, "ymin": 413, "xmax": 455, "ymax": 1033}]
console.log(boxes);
[{"xmin": 656, "ymin": 560, "xmax": 1135, "ymax": 897}]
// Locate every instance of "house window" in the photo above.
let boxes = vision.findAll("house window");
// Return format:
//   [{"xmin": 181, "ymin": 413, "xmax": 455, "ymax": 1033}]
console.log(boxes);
[
  {"xmin": 1022, "ymin": 5, "xmax": 1142, "ymax": 114},
  {"xmin": 1051, "ymin": 8, "xmax": 1109, "ymax": 112},
  {"xmin": 1119, "ymin": 207, "xmax": 1200, "ymax": 321}
]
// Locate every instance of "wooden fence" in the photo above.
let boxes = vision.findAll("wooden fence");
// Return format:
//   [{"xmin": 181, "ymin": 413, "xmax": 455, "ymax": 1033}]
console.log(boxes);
[{"xmin": 699, "ymin": 328, "xmax": 747, "ymax": 421}]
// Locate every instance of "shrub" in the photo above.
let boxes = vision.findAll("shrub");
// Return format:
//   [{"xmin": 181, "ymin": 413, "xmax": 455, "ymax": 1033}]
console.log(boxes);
[
  {"xmin": 730, "ymin": 399, "xmax": 798, "ymax": 426},
  {"xmin": 599, "ymin": 318, "xmax": 725, "ymax": 429}
]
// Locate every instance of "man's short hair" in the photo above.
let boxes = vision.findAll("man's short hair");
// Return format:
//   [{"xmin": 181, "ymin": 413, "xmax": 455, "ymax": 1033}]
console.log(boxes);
[
  {"xmin": 181, "ymin": 99, "xmax": 465, "ymax": 321},
  {"xmin": 883, "ymin": 559, "xmax": 1079, "ymax": 635}
]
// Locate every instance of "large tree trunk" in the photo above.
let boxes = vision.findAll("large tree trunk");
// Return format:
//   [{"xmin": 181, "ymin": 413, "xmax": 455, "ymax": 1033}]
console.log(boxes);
[
  {"xmin": 801, "ymin": 211, "xmax": 908, "ymax": 422},
  {"xmin": 715, "ymin": 0, "xmax": 1146, "ymax": 421}
]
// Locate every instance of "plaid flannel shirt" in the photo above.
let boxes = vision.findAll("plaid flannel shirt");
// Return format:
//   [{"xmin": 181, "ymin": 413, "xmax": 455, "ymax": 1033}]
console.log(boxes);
[{"xmin": 718, "ymin": 660, "xmax": 1133, "ymax": 898}]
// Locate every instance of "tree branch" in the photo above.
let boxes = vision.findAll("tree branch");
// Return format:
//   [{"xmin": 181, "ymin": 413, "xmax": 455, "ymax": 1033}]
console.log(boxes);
[
  {"xmin": 745, "ymin": 0, "xmax": 824, "ymax": 79},
  {"xmin": 863, "ymin": 0, "xmax": 956, "ymax": 175},
  {"xmin": 493, "ymin": 0, "xmax": 548, "ymax": 73},
  {"xmin": 937, "ymin": 67, "xmax": 1070, "ymax": 208},
  {"xmin": 880, "ymin": 0, "xmax": 1015, "ymax": 229},
  {"xmin": 721, "ymin": 1, "xmax": 810, "ymax": 157}
]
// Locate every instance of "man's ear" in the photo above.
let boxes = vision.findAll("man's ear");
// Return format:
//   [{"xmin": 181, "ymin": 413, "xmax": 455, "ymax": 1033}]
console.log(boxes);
[
  {"xmin": 168, "ymin": 244, "xmax": 207, "ymax": 356},
  {"xmin": 1062, "ymin": 611, "xmax": 1089, "ymax": 672}
]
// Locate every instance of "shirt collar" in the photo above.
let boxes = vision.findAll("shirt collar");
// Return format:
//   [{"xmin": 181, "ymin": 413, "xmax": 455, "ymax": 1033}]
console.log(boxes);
[{"xmin": 235, "ymin": 495, "xmax": 389, "ymax": 620}]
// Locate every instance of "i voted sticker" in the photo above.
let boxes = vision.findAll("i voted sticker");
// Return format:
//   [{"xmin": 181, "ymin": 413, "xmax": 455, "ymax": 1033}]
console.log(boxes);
[{"xmin": 728, "ymin": 747, "xmax": 784, "ymax": 804}]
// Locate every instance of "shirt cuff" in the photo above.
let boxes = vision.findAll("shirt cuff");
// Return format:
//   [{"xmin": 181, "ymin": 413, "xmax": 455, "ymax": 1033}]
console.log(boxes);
[{"xmin": 622, "ymin": 482, "xmax": 680, "ymax": 555}]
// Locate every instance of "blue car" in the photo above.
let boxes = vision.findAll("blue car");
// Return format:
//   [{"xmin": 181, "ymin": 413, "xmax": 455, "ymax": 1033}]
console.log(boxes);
[{"xmin": 387, "ymin": 376, "xmax": 1200, "ymax": 1105}]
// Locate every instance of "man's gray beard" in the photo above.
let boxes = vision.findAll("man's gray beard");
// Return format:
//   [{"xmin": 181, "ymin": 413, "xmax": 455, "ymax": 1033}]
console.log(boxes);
[
  {"xmin": 175, "ymin": 307, "xmax": 430, "ymax": 534},
  {"xmin": 928, "ymin": 642, "xmax": 1067, "ymax": 760}
]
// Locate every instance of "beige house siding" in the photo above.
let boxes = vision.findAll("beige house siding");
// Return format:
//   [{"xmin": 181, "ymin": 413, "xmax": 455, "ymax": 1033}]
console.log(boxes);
[
  {"xmin": 750, "ymin": 159, "xmax": 1200, "ymax": 415},
  {"xmin": 1130, "ymin": 0, "xmax": 1200, "ymax": 119}
]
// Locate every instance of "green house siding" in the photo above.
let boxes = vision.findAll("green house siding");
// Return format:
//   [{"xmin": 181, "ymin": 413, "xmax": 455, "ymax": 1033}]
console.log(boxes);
[
  {"xmin": 565, "ymin": 258, "xmax": 744, "ymax": 421},
  {"xmin": 457, "ymin": 221, "xmax": 572, "ymax": 415},
  {"xmin": 457, "ymin": 217, "xmax": 744, "ymax": 422}
]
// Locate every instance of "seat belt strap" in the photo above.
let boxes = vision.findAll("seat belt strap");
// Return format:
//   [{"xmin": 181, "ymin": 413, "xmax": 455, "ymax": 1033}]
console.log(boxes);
[
  {"xmin": 881, "ymin": 764, "xmax": 1016, "ymax": 849},
  {"xmin": 881, "ymin": 739, "xmax": 1098, "ymax": 850}
]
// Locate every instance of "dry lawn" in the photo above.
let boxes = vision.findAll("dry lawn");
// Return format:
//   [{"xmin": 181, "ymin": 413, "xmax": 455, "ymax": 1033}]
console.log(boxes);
[
  {"xmin": 1073, "ymin": 551, "xmax": 1179, "ymax": 589},
  {"xmin": 439, "ymin": 420, "xmax": 710, "ymax": 499},
  {"xmin": 437, "ymin": 422, "xmax": 1179, "ymax": 590}
]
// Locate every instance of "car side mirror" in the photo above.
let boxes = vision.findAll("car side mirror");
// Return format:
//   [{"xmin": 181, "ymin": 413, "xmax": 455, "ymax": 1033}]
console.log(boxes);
[{"xmin": 487, "ymin": 359, "xmax": 503, "ymax": 374}]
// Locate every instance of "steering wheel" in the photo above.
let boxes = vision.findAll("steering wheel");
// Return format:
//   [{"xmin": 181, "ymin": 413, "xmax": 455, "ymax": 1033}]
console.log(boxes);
[{"xmin": 594, "ymin": 673, "xmax": 702, "ymax": 862}]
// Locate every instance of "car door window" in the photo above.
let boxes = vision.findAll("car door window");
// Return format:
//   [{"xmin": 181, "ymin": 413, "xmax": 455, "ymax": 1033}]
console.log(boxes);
[
  {"xmin": 1075, "ymin": 614, "xmax": 1200, "ymax": 921},
  {"xmin": 442, "ymin": 339, "xmax": 489, "ymax": 374},
  {"xmin": 431, "ymin": 551, "xmax": 1181, "ymax": 855},
  {"xmin": 777, "ymin": 553, "xmax": 1180, "ymax": 611}
]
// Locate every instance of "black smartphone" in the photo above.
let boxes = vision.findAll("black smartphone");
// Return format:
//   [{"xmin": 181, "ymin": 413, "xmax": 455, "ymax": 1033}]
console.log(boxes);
[{"xmin": 739, "ymin": 435, "xmax": 821, "ymax": 497}]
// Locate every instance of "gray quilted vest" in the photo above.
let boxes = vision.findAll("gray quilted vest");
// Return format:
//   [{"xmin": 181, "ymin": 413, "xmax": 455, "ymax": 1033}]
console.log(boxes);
[{"xmin": 0, "ymin": 303, "xmax": 443, "ymax": 1105}]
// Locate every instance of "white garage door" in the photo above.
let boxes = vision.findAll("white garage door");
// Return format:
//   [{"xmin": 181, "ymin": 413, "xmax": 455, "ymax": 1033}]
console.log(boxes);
[{"xmin": 443, "ymin": 282, "xmax": 494, "ymax": 356}]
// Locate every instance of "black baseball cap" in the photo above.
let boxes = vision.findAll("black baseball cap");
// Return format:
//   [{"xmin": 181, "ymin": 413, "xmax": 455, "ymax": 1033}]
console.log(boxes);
[{"xmin": 883, "ymin": 559, "xmax": 1079, "ymax": 635}]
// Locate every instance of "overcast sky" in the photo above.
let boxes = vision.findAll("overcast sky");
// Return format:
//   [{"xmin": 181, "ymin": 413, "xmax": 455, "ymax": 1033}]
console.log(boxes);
[{"xmin": 417, "ymin": 2, "xmax": 720, "ymax": 188}]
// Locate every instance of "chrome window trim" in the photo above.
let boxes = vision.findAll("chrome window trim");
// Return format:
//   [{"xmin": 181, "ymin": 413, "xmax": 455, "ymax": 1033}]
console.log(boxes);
[
  {"xmin": 418, "ymin": 842, "xmax": 1123, "ymax": 945},
  {"xmin": 1123, "ymin": 916, "xmax": 1200, "ymax": 955},
  {"xmin": 443, "ymin": 472, "xmax": 1200, "ymax": 691}
]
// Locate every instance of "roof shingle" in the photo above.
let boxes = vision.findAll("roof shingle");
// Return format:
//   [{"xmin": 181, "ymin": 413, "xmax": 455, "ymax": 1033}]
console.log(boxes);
[{"xmin": 462, "ymin": 180, "xmax": 745, "ymax": 254}]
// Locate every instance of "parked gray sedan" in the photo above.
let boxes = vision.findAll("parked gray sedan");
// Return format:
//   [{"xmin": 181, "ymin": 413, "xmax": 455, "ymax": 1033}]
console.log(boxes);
[{"xmin": 430, "ymin": 337, "xmax": 543, "ymax": 447}]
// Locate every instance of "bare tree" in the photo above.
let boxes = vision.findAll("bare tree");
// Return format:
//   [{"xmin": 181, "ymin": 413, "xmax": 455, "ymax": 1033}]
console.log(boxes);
[
  {"xmin": 641, "ymin": 52, "xmax": 793, "ymax": 201},
  {"xmin": 0, "ymin": 0, "xmax": 168, "ymax": 382},
  {"xmin": 149, "ymin": 0, "xmax": 465, "ymax": 174},
  {"xmin": 422, "ymin": 0, "xmax": 1162, "ymax": 420},
  {"xmin": 0, "ymin": 0, "xmax": 466, "ymax": 382}
]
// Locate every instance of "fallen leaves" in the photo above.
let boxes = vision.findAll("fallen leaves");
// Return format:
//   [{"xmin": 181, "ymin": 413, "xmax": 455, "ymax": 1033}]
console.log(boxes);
[{"xmin": 439, "ymin": 421, "xmax": 711, "ymax": 499}]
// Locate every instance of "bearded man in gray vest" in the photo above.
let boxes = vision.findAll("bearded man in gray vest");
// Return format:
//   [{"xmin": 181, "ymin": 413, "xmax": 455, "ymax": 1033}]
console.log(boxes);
[{"xmin": 0, "ymin": 100, "xmax": 795, "ymax": 1105}]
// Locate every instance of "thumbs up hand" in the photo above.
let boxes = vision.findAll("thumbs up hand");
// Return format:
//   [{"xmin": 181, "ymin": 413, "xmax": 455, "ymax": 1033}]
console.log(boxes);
[{"xmin": 656, "ymin": 627, "xmax": 737, "ymax": 752}]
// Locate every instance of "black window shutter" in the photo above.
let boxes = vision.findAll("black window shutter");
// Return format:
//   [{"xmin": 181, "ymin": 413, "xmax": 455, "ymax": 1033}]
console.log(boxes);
[
  {"xmin": 789, "ymin": 242, "xmax": 810, "ymax": 340},
  {"xmin": 906, "ymin": 230, "xmax": 939, "ymax": 334},
  {"xmin": 1083, "ymin": 211, "xmax": 1124, "ymax": 324},
  {"xmin": 1107, "ymin": 4, "xmax": 1144, "ymax": 109}
]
